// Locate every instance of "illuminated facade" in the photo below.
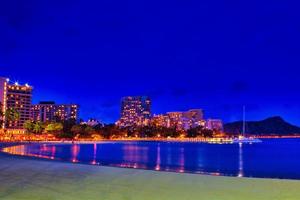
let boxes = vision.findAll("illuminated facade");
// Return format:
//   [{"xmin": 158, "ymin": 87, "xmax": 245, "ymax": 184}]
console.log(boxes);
[
  {"xmin": 31, "ymin": 101, "xmax": 78, "ymax": 122},
  {"xmin": 118, "ymin": 96, "xmax": 151, "ymax": 127},
  {"xmin": 206, "ymin": 119, "xmax": 223, "ymax": 131},
  {"xmin": 0, "ymin": 79, "xmax": 6, "ymax": 129},
  {"xmin": 152, "ymin": 114, "xmax": 170, "ymax": 127},
  {"xmin": 0, "ymin": 77, "xmax": 32, "ymax": 129},
  {"xmin": 155, "ymin": 109, "xmax": 205, "ymax": 130},
  {"xmin": 182, "ymin": 109, "xmax": 205, "ymax": 129},
  {"xmin": 55, "ymin": 104, "xmax": 78, "ymax": 121},
  {"xmin": 167, "ymin": 112, "xmax": 184, "ymax": 129},
  {"xmin": 182, "ymin": 109, "xmax": 204, "ymax": 122}
]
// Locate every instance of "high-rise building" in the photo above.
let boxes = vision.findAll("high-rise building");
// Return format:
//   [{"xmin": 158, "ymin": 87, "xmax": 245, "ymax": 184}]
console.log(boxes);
[
  {"xmin": 167, "ymin": 112, "xmax": 184, "ymax": 129},
  {"xmin": 118, "ymin": 96, "xmax": 151, "ymax": 127},
  {"xmin": 166, "ymin": 109, "xmax": 205, "ymax": 130},
  {"xmin": 182, "ymin": 109, "xmax": 204, "ymax": 122},
  {"xmin": 55, "ymin": 104, "xmax": 79, "ymax": 121},
  {"xmin": 206, "ymin": 119, "xmax": 223, "ymax": 131},
  {"xmin": 151, "ymin": 114, "xmax": 170, "ymax": 127},
  {"xmin": 183, "ymin": 109, "xmax": 205, "ymax": 128},
  {"xmin": 31, "ymin": 101, "xmax": 56, "ymax": 122},
  {"xmin": 31, "ymin": 101, "xmax": 79, "ymax": 122},
  {"xmin": 0, "ymin": 77, "xmax": 33, "ymax": 129}
]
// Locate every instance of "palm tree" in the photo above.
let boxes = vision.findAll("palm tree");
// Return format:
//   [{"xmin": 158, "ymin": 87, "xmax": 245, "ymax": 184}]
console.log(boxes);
[
  {"xmin": 45, "ymin": 122, "xmax": 63, "ymax": 135},
  {"xmin": 24, "ymin": 120, "xmax": 35, "ymax": 133},
  {"xmin": 0, "ymin": 110, "xmax": 4, "ymax": 129},
  {"xmin": 5, "ymin": 108, "xmax": 20, "ymax": 122},
  {"xmin": 33, "ymin": 122, "xmax": 44, "ymax": 134}
]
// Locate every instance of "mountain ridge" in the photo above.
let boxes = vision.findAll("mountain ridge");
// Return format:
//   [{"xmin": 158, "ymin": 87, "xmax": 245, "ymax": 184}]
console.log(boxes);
[{"xmin": 224, "ymin": 116, "xmax": 300, "ymax": 135}]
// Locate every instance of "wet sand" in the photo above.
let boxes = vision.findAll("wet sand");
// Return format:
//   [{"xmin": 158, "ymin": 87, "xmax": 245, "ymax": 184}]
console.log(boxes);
[{"xmin": 0, "ymin": 151, "xmax": 300, "ymax": 200}]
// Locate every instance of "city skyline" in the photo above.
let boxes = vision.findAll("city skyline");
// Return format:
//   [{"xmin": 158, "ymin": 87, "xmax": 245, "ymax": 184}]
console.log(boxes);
[
  {"xmin": 0, "ymin": 77, "xmax": 79, "ymax": 130},
  {"xmin": 1, "ymin": 0, "xmax": 300, "ymax": 125},
  {"xmin": 1, "ymin": 75, "xmax": 300, "ymax": 126},
  {"xmin": 0, "ymin": 78, "xmax": 223, "ymax": 127},
  {"xmin": 1, "ymin": 1, "xmax": 300, "ymax": 199}
]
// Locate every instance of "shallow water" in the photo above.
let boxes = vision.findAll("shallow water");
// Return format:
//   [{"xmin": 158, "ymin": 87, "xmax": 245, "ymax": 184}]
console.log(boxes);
[{"xmin": 2, "ymin": 139, "xmax": 300, "ymax": 179}]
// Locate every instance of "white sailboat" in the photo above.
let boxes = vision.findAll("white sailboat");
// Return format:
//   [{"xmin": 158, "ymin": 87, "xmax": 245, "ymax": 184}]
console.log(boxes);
[{"xmin": 232, "ymin": 106, "xmax": 262, "ymax": 144}]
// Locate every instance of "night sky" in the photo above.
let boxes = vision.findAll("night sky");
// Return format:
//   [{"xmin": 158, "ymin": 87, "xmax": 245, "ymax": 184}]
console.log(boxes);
[{"xmin": 1, "ymin": 0, "xmax": 300, "ymax": 124}]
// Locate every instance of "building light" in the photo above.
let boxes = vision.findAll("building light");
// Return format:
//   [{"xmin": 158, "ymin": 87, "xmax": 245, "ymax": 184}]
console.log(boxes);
[{"xmin": 15, "ymin": 82, "xmax": 19, "ymax": 86}]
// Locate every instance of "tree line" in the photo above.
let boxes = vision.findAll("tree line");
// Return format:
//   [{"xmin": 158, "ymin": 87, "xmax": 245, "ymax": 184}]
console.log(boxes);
[
  {"xmin": 1, "ymin": 108, "xmax": 216, "ymax": 139},
  {"xmin": 23, "ymin": 119, "xmax": 215, "ymax": 140}
]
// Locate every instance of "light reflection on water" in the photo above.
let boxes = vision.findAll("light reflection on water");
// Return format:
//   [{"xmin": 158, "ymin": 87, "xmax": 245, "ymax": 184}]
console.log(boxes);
[
  {"xmin": 3, "ymin": 139, "xmax": 300, "ymax": 179},
  {"xmin": 155, "ymin": 144, "xmax": 161, "ymax": 171},
  {"xmin": 238, "ymin": 143, "xmax": 244, "ymax": 177},
  {"xmin": 71, "ymin": 144, "xmax": 80, "ymax": 163},
  {"xmin": 91, "ymin": 143, "xmax": 97, "ymax": 165},
  {"xmin": 179, "ymin": 147, "xmax": 185, "ymax": 173}
]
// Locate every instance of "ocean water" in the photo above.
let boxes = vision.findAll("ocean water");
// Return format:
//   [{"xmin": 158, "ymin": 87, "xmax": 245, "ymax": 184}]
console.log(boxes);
[{"xmin": 2, "ymin": 139, "xmax": 300, "ymax": 179}]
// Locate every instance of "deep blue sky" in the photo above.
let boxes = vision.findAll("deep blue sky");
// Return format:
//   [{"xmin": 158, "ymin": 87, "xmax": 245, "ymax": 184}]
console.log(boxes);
[{"xmin": 1, "ymin": 0, "xmax": 300, "ymax": 124}]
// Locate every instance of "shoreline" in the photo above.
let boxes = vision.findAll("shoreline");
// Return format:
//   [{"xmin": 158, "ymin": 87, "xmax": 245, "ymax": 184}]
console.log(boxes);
[
  {"xmin": 1, "ymin": 140, "xmax": 300, "ymax": 181},
  {"xmin": 0, "ymin": 150, "xmax": 300, "ymax": 199},
  {"xmin": 1, "ymin": 135, "xmax": 300, "ymax": 144}
]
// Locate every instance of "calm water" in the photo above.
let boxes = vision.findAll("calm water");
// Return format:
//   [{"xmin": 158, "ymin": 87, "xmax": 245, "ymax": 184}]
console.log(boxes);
[{"xmin": 2, "ymin": 139, "xmax": 300, "ymax": 179}]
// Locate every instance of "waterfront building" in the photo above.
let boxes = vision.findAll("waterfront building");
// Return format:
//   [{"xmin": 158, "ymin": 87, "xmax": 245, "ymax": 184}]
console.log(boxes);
[
  {"xmin": 0, "ymin": 77, "xmax": 32, "ymax": 129},
  {"xmin": 31, "ymin": 101, "xmax": 78, "ymax": 122},
  {"xmin": 182, "ymin": 109, "xmax": 204, "ymax": 121},
  {"xmin": 194, "ymin": 119, "xmax": 206, "ymax": 127},
  {"xmin": 151, "ymin": 114, "xmax": 170, "ymax": 127},
  {"xmin": 166, "ymin": 109, "xmax": 205, "ymax": 130},
  {"xmin": 206, "ymin": 119, "xmax": 223, "ymax": 131},
  {"xmin": 167, "ymin": 112, "xmax": 184, "ymax": 129},
  {"xmin": 55, "ymin": 104, "xmax": 78, "ymax": 121},
  {"xmin": 31, "ymin": 101, "xmax": 56, "ymax": 122},
  {"xmin": 118, "ymin": 96, "xmax": 151, "ymax": 127},
  {"xmin": 182, "ymin": 109, "xmax": 205, "ymax": 128}
]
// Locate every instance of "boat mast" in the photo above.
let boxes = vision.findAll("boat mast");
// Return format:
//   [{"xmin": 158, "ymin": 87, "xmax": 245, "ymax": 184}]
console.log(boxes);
[{"xmin": 242, "ymin": 106, "xmax": 246, "ymax": 137}]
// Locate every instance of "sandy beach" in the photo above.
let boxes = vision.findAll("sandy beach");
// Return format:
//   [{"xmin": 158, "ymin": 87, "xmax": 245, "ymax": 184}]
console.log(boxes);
[{"xmin": 0, "ymin": 143, "xmax": 300, "ymax": 200}]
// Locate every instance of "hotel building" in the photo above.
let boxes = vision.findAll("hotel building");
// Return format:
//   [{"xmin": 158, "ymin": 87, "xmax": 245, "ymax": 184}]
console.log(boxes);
[
  {"xmin": 152, "ymin": 114, "xmax": 170, "ymax": 128},
  {"xmin": 0, "ymin": 77, "xmax": 33, "ymax": 129},
  {"xmin": 182, "ymin": 109, "xmax": 204, "ymax": 122},
  {"xmin": 168, "ymin": 109, "xmax": 205, "ymax": 130},
  {"xmin": 152, "ymin": 109, "xmax": 205, "ymax": 130},
  {"xmin": 118, "ymin": 96, "xmax": 151, "ymax": 127},
  {"xmin": 167, "ymin": 112, "xmax": 184, "ymax": 129},
  {"xmin": 206, "ymin": 119, "xmax": 223, "ymax": 131},
  {"xmin": 182, "ymin": 109, "xmax": 206, "ymax": 128},
  {"xmin": 31, "ymin": 101, "xmax": 79, "ymax": 122}
]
